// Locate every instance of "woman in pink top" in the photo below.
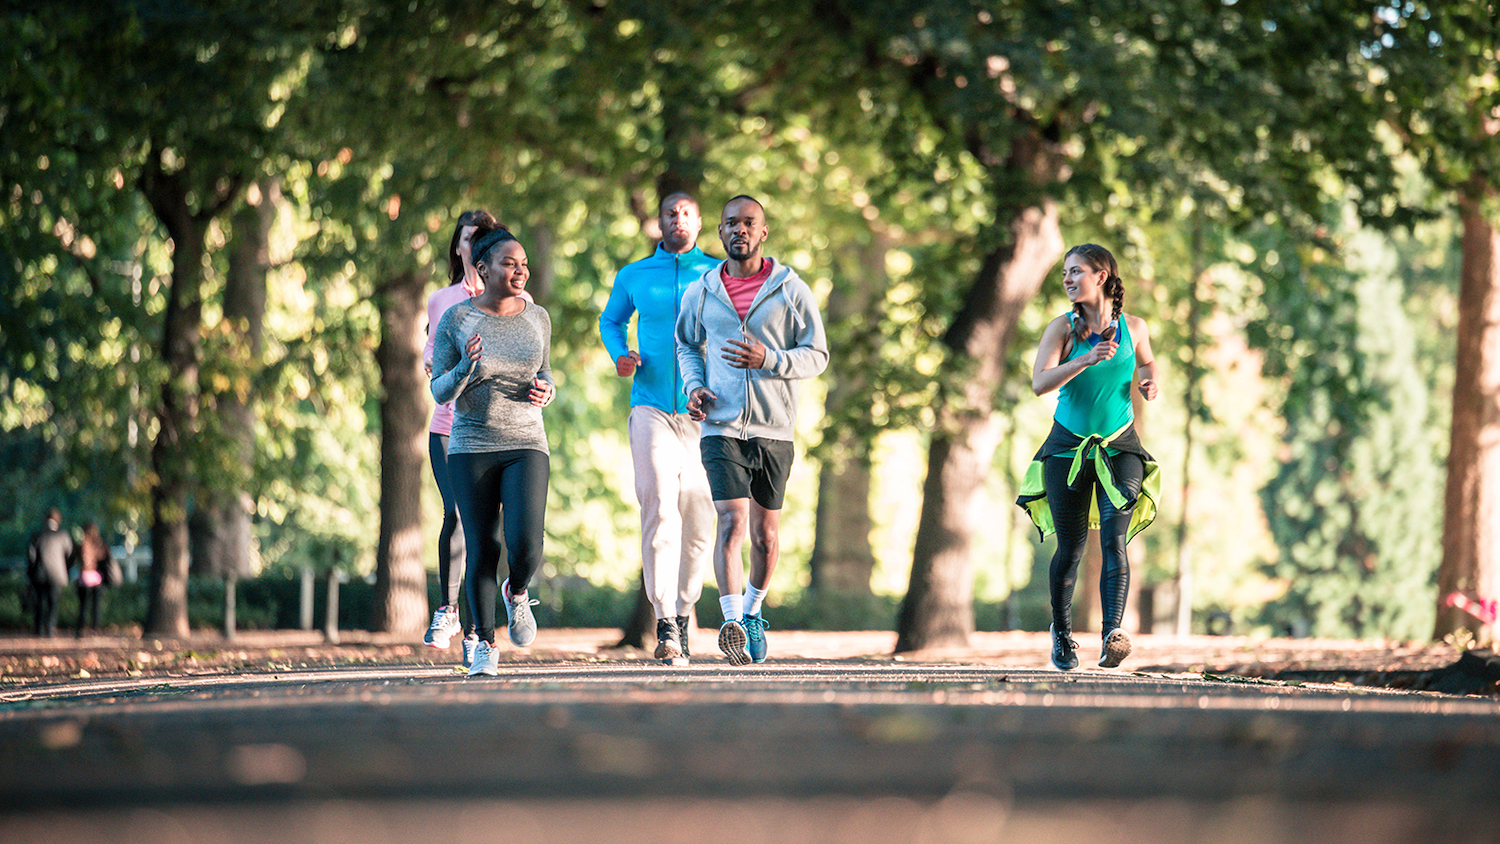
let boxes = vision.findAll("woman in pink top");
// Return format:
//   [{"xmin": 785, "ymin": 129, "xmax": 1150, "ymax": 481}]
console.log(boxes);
[{"xmin": 423, "ymin": 210, "xmax": 531, "ymax": 665}]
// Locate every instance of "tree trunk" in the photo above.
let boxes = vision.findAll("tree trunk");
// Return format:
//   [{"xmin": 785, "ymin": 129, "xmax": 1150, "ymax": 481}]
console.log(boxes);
[
  {"xmin": 1175, "ymin": 217, "xmax": 1206, "ymax": 635},
  {"xmin": 810, "ymin": 236, "xmax": 885, "ymax": 593},
  {"xmin": 618, "ymin": 581, "xmax": 653, "ymax": 649},
  {"xmin": 527, "ymin": 222, "xmax": 555, "ymax": 304},
  {"xmin": 140, "ymin": 160, "xmax": 223, "ymax": 638},
  {"xmin": 192, "ymin": 180, "xmax": 274, "ymax": 580},
  {"xmin": 895, "ymin": 198, "xmax": 1065, "ymax": 652},
  {"xmin": 812, "ymin": 456, "xmax": 877, "ymax": 591},
  {"xmin": 372, "ymin": 269, "xmax": 430, "ymax": 634},
  {"xmin": 1434, "ymin": 177, "xmax": 1500, "ymax": 645}
]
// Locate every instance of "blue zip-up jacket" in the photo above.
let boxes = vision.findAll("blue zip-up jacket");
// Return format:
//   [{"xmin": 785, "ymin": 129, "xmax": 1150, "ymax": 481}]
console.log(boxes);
[
  {"xmin": 674, "ymin": 259, "xmax": 829, "ymax": 442},
  {"xmin": 599, "ymin": 244, "xmax": 721, "ymax": 414}
]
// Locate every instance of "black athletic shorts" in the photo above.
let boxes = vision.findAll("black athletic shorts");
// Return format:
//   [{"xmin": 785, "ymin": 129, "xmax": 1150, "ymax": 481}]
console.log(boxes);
[{"xmin": 700, "ymin": 435, "xmax": 794, "ymax": 510}]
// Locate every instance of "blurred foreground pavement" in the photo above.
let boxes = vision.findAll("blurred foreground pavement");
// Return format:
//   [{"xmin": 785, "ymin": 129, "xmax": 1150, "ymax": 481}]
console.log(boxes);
[{"xmin": 2, "ymin": 630, "xmax": 1497, "ymax": 844}]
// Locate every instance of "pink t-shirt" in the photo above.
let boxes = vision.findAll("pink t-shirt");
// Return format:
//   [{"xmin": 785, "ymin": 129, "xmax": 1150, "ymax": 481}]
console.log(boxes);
[
  {"xmin": 425, "ymin": 284, "xmax": 471, "ymax": 435},
  {"xmin": 720, "ymin": 258, "xmax": 774, "ymax": 320}
]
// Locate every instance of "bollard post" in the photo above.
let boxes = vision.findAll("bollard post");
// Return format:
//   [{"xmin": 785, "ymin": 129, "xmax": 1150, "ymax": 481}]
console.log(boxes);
[
  {"xmin": 223, "ymin": 572, "xmax": 237, "ymax": 641},
  {"xmin": 300, "ymin": 566, "xmax": 315, "ymax": 631},
  {"xmin": 324, "ymin": 568, "xmax": 340, "ymax": 644}
]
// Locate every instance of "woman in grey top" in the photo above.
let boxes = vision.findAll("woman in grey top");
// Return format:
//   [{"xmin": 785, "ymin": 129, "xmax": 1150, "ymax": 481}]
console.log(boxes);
[{"xmin": 430, "ymin": 228, "xmax": 555, "ymax": 676}]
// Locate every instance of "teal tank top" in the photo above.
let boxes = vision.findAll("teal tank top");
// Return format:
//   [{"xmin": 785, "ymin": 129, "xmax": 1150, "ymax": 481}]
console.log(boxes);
[{"xmin": 1055, "ymin": 313, "xmax": 1134, "ymax": 438}]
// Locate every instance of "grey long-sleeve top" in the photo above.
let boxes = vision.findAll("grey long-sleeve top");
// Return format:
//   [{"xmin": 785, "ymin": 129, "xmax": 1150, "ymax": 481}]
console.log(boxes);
[
  {"xmin": 674, "ymin": 259, "xmax": 828, "ymax": 443},
  {"xmin": 430, "ymin": 299, "xmax": 553, "ymax": 456}
]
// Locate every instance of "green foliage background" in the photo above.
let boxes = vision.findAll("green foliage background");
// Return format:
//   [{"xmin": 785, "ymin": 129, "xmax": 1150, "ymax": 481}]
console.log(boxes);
[{"xmin": 1, "ymin": 0, "xmax": 1482, "ymax": 638}]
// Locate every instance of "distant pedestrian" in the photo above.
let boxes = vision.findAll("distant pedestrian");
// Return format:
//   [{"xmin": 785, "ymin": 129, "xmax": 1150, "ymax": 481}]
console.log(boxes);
[
  {"xmin": 599, "ymin": 191, "xmax": 719, "ymax": 664},
  {"xmin": 1017, "ymin": 243, "xmax": 1161, "ymax": 671},
  {"xmin": 431, "ymin": 227, "xmax": 555, "ymax": 677},
  {"xmin": 675, "ymin": 195, "xmax": 828, "ymax": 665},
  {"xmin": 421, "ymin": 210, "xmax": 533, "ymax": 669},
  {"xmin": 71, "ymin": 522, "xmax": 116, "ymax": 635},
  {"xmin": 27, "ymin": 507, "xmax": 73, "ymax": 638}
]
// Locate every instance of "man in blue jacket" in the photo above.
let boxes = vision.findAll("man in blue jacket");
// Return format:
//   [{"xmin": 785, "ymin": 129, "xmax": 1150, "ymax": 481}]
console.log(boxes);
[
  {"xmin": 600, "ymin": 192, "xmax": 721, "ymax": 664},
  {"xmin": 675, "ymin": 195, "xmax": 829, "ymax": 665}
]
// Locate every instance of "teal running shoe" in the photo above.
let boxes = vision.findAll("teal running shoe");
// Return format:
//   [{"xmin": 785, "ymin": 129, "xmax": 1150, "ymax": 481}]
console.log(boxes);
[{"xmin": 743, "ymin": 613, "xmax": 770, "ymax": 663}]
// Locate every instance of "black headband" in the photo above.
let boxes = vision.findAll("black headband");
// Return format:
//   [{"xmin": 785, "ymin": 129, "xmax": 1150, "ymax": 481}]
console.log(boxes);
[{"xmin": 472, "ymin": 228, "xmax": 518, "ymax": 266}]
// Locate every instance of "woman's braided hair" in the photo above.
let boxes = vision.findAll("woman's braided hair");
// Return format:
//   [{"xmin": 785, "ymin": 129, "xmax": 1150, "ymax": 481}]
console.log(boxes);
[{"xmin": 1062, "ymin": 243, "xmax": 1125, "ymax": 360}]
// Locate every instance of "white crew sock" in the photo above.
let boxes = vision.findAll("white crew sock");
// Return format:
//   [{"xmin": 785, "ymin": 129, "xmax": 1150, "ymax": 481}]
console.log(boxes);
[
  {"xmin": 719, "ymin": 595, "xmax": 742, "ymax": 623},
  {"xmin": 742, "ymin": 582, "xmax": 769, "ymax": 616}
]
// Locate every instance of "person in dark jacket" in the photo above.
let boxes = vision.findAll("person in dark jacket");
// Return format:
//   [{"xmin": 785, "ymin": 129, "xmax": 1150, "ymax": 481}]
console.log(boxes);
[{"xmin": 27, "ymin": 507, "xmax": 73, "ymax": 637}]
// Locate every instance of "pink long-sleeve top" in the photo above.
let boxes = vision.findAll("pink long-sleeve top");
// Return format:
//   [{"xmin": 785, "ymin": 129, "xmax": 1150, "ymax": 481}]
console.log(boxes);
[{"xmin": 425, "ymin": 283, "xmax": 471, "ymax": 436}]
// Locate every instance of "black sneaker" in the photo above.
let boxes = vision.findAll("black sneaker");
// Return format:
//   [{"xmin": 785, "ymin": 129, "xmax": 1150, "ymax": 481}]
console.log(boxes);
[
  {"xmin": 1050, "ymin": 623, "xmax": 1080, "ymax": 671},
  {"xmin": 654, "ymin": 617, "xmax": 685, "ymax": 665},
  {"xmin": 675, "ymin": 615, "xmax": 692, "ymax": 659}
]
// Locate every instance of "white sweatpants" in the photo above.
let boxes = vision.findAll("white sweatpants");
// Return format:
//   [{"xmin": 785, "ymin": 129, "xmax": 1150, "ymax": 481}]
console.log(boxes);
[{"xmin": 629, "ymin": 406, "xmax": 715, "ymax": 618}]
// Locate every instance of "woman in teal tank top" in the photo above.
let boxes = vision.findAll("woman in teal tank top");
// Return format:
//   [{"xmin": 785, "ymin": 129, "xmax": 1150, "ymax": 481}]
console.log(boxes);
[{"xmin": 1017, "ymin": 244, "xmax": 1161, "ymax": 671}]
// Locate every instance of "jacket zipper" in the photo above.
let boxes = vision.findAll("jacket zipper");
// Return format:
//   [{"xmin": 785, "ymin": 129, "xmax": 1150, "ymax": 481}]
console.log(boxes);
[{"xmin": 731, "ymin": 272, "xmax": 781, "ymax": 440}]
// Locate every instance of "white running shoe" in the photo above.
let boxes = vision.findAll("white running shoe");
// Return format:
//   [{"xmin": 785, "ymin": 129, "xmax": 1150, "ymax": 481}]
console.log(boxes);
[
  {"xmin": 461, "ymin": 634, "xmax": 480, "ymax": 669},
  {"xmin": 423, "ymin": 605, "xmax": 461, "ymax": 649},
  {"xmin": 503, "ymin": 581, "xmax": 540, "ymax": 647},
  {"xmin": 467, "ymin": 639, "xmax": 499, "ymax": 677}
]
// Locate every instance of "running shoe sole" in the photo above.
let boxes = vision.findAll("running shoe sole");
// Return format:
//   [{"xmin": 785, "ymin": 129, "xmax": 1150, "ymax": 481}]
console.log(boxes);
[
  {"xmin": 1099, "ymin": 628, "xmax": 1133, "ymax": 668},
  {"xmin": 718, "ymin": 622, "xmax": 751, "ymax": 666}
]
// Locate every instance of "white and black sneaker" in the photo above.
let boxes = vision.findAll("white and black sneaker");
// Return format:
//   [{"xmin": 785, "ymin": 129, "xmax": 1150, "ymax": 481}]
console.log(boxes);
[
  {"xmin": 461, "ymin": 634, "xmax": 480, "ymax": 669},
  {"xmin": 676, "ymin": 615, "xmax": 692, "ymax": 659},
  {"xmin": 1099, "ymin": 628, "xmax": 1132, "ymax": 668},
  {"xmin": 655, "ymin": 617, "xmax": 686, "ymax": 665}
]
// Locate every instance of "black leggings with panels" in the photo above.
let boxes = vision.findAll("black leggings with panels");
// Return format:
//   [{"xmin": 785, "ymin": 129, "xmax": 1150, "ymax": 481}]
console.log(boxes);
[
  {"xmin": 429, "ymin": 433, "xmax": 467, "ymax": 616},
  {"xmin": 1043, "ymin": 450, "xmax": 1145, "ymax": 636},
  {"xmin": 449, "ymin": 448, "xmax": 549, "ymax": 646}
]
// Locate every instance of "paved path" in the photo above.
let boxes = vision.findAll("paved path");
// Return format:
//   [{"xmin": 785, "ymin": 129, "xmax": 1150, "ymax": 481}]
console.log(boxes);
[{"xmin": 1, "ymin": 630, "xmax": 1496, "ymax": 844}]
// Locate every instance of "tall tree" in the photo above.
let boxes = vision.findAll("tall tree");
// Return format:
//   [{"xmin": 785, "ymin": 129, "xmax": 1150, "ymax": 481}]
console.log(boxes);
[
  {"xmin": 192, "ymin": 181, "xmax": 277, "ymax": 581},
  {"xmin": 810, "ymin": 233, "xmax": 889, "ymax": 594},
  {"xmin": 1253, "ymin": 221, "xmax": 1446, "ymax": 639},
  {"xmin": 1368, "ymin": 4, "xmax": 1500, "ymax": 644}
]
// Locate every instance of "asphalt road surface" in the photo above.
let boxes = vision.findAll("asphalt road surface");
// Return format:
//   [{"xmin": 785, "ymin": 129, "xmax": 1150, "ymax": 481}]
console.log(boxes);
[{"xmin": 2, "ymin": 632, "xmax": 1497, "ymax": 844}]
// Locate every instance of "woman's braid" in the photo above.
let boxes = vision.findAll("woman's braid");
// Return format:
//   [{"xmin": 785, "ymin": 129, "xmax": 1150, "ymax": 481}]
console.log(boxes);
[{"xmin": 1109, "ymin": 276, "xmax": 1125, "ymax": 327}]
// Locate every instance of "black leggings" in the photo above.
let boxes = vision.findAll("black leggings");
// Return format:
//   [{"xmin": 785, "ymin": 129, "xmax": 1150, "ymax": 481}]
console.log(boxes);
[
  {"xmin": 449, "ymin": 448, "xmax": 549, "ymax": 645},
  {"xmin": 1043, "ymin": 451, "xmax": 1144, "ymax": 634},
  {"xmin": 429, "ymin": 433, "xmax": 467, "ymax": 614},
  {"xmin": 76, "ymin": 584, "xmax": 102, "ymax": 631}
]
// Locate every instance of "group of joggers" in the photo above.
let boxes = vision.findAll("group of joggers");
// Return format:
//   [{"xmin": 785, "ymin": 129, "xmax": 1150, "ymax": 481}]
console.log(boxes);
[{"xmin": 421, "ymin": 193, "xmax": 1159, "ymax": 677}]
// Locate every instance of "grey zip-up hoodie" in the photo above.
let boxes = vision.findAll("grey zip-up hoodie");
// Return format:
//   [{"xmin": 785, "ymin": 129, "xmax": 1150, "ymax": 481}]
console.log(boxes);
[{"xmin": 674, "ymin": 259, "xmax": 829, "ymax": 442}]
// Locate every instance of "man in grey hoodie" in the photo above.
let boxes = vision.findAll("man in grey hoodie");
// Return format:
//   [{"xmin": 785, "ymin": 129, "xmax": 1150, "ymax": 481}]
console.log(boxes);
[{"xmin": 675, "ymin": 195, "xmax": 829, "ymax": 665}]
